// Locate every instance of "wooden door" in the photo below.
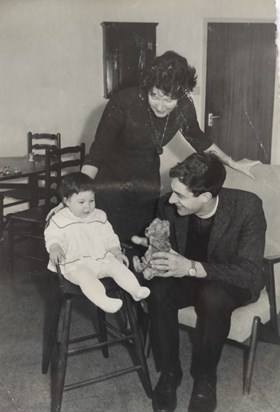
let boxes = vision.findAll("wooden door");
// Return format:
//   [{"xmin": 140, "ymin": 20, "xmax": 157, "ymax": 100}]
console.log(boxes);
[{"xmin": 204, "ymin": 23, "xmax": 276, "ymax": 163}]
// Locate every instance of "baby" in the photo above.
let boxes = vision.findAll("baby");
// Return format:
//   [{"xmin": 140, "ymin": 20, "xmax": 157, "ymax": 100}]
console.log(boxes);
[{"xmin": 44, "ymin": 172, "xmax": 150, "ymax": 313}]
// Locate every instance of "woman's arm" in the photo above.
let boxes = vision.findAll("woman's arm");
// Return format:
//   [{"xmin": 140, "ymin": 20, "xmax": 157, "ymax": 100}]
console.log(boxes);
[
  {"xmin": 204, "ymin": 143, "xmax": 261, "ymax": 179},
  {"xmin": 83, "ymin": 92, "xmax": 126, "ymax": 170},
  {"xmin": 204, "ymin": 143, "xmax": 231, "ymax": 165},
  {"xmin": 81, "ymin": 164, "xmax": 99, "ymax": 180}
]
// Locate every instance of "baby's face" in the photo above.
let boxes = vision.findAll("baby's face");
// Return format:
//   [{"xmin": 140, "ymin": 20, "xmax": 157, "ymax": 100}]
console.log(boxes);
[{"xmin": 65, "ymin": 190, "xmax": 95, "ymax": 219}]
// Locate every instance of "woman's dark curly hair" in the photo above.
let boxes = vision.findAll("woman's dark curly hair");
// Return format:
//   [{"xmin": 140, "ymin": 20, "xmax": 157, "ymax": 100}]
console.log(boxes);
[
  {"xmin": 141, "ymin": 50, "xmax": 197, "ymax": 98},
  {"xmin": 169, "ymin": 152, "xmax": 226, "ymax": 197}
]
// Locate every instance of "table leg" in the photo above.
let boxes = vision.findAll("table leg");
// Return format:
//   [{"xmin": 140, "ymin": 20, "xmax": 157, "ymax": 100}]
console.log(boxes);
[{"xmin": 29, "ymin": 175, "xmax": 39, "ymax": 207}]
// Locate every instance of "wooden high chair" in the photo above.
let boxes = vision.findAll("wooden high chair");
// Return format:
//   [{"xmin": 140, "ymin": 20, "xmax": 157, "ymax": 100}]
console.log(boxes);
[{"xmin": 42, "ymin": 264, "xmax": 152, "ymax": 412}]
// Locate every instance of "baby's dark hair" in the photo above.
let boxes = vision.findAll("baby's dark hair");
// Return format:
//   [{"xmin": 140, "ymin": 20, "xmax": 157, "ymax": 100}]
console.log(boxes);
[
  {"xmin": 141, "ymin": 50, "xmax": 197, "ymax": 98},
  {"xmin": 169, "ymin": 152, "xmax": 226, "ymax": 197},
  {"xmin": 59, "ymin": 172, "xmax": 95, "ymax": 200}
]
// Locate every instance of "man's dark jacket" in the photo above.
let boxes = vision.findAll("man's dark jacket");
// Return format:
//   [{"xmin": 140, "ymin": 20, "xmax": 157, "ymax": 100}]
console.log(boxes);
[{"xmin": 157, "ymin": 188, "xmax": 267, "ymax": 302}]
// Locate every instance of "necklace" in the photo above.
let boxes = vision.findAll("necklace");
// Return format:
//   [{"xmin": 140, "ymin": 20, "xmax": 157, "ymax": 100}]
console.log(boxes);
[{"xmin": 148, "ymin": 109, "xmax": 169, "ymax": 155}]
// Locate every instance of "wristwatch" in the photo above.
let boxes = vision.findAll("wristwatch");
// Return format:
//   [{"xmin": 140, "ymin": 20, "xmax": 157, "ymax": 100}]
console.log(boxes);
[{"xmin": 188, "ymin": 260, "xmax": 197, "ymax": 277}]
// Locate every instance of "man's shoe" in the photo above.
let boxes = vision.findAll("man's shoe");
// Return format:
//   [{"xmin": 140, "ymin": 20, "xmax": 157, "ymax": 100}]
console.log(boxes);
[
  {"xmin": 152, "ymin": 369, "xmax": 183, "ymax": 412},
  {"xmin": 188, "ymin": 375, "xmax": 217, "ymax": 412}
]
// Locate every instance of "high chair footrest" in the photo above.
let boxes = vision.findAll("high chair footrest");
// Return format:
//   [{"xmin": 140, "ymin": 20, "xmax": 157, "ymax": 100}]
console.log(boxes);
[{"xmin": 64, "ymin": 365, "xmax": 142, "ymax": 392}]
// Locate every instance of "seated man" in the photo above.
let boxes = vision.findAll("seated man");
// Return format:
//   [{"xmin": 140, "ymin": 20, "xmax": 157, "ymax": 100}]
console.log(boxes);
[{"xmin": 136, "ymin": 153, "xmax": 266, "ymax": 412}]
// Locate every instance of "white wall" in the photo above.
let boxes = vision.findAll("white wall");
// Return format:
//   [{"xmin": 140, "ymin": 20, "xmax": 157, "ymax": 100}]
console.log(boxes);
[{"xmin": 0, "ymin": 0, "xmax": 278, "ymax": 169}]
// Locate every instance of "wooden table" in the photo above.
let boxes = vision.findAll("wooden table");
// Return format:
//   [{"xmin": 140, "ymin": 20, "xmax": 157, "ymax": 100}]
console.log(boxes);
[{"xmin": 0, "ymin": 155, "xmax": 46, "ymax": 239}]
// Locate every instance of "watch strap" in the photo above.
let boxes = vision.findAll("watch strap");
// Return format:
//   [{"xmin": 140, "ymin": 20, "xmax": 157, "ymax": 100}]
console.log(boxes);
[{"xmin": 188, "ymin": 260, "xmax": 197, "ymax": 277}]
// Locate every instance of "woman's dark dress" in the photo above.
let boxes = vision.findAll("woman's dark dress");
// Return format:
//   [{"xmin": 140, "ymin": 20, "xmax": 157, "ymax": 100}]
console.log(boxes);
[{"xmin": 84, "ymin": 87, "xmax": 212, "ymax": 242}]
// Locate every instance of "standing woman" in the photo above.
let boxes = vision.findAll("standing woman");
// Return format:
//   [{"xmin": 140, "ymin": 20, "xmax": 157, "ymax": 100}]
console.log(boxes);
[{"xmin": 82, "ymin": 50, "xmax": 258, "ymax": 242}]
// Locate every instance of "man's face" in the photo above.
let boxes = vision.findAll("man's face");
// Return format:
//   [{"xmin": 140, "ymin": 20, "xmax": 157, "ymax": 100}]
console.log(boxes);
[{"xmin": 169, "ymin": 178, "xmax": 205, "ymax": 216}]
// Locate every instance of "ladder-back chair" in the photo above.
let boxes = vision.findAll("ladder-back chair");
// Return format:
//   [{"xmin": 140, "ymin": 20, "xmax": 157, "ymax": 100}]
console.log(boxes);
[
  {"xmin": 0, "ymin": 132, "xmax": 62, "ymax": 226},
  {"xmin": 7, "ymin": 143, "xmax": 85, "ymax": 272}
]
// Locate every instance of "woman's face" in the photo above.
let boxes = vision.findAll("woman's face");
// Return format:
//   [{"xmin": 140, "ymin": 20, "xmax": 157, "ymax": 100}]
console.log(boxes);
[{"xmin": 148, "ymin": 87, "xmax": 178, "ymax": 118}]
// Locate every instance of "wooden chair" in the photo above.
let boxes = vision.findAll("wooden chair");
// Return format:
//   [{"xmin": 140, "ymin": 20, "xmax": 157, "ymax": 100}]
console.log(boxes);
[
  {"xmin": 0, "ymin": 132, "xmax": 62, "ymax": 236},
  {"xmin": 27, "ymin": 131, "xmax": 61, "ymax": 155},
  {"xmin": 177, "ymin": 255, "xmax": 280, "ymax": 394},
  {"xmin": 0, "ymin": 132, "xmax": 62, "ymax": 213},
  {"xmin": 7, "ymin": 143, "xmax": 85, "ymax": 272},
  {"xmin": 42, "ymin": 264, "xmax": 152, "ymax": 412}
]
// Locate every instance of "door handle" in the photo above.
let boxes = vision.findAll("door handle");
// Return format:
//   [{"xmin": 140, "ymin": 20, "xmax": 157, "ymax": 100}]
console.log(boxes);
[{"xmin": 208, "ymin": 113, "xmax": 220, "ymax": 127}]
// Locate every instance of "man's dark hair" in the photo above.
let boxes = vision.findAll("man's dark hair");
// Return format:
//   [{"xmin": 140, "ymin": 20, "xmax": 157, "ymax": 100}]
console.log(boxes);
[
  {"xmin": 59, "ymin": 172, "xmax": 95, "ymax": 200},
  {"xmin": 141, "ymin": 50, "xmax": 197, "ymax": 98},
  {"xmin": 169, "ymin": 152, "xmax": 226, "ymax": 197}
]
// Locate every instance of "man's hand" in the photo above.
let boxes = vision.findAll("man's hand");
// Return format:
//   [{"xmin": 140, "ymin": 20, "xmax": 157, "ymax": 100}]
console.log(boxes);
[
  {"xmin": 151, "ymin": 250, "xmax": 207, "ymax": 278},
  {"xmin": 150, "ymin": 250, "xmax": 190, "ymax": 278},
  {"xmin": 49, "ymin": 244, "xmax": 65, "ymax": 265}
]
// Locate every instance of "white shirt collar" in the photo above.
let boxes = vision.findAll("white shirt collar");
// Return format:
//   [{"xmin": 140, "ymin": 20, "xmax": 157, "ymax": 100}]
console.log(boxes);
[{"xmin": 196, "ymin": 195, "xmax": 219, "ymax": 219}]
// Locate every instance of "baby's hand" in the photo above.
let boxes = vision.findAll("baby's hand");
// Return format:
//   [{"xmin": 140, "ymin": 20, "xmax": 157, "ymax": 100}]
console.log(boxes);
[
  {"xmin": 49, "ymin": 244, "xmax": 65, "ymax": 265},
  {"xmin": 109, "ymin": 247, "xmax": 129, "ymax": 266},
  {"xmin": 116, "ymin": 252, "xmax": 129, "ymax": 267}
]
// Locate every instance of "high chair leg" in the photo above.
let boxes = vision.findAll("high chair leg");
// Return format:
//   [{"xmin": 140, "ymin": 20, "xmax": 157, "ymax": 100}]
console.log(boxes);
[
  {"xmin": 51, "ymin": 298, "xmax": 72, "ymax": 412},
  {"xmin": 123, "ymin": 292, "xmax": 152, "ymax": 399},
  {"xmin": 42, "ymin": 287, "xmax": 63, "ymax": 374},
  {"xmin": 97, "ymin": 308, "xmax": 109, "ymax": 358}
]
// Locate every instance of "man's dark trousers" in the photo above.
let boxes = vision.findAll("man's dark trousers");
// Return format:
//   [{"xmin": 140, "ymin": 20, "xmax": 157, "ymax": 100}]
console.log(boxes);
[{"xmin": 148, "ymin": 276, "xmax": 251, "ymax": 378}]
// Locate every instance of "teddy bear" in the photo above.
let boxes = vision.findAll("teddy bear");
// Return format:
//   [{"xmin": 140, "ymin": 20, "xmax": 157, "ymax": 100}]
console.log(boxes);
[{"xmin": 133, "ymin": 218, "xmax": 171, "ymax": 280}]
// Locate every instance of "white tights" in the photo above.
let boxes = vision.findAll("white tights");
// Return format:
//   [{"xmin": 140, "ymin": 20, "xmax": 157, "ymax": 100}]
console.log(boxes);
[{"xmin": 65, "ymin": 257, "xmax": 150, "ymax": 313}]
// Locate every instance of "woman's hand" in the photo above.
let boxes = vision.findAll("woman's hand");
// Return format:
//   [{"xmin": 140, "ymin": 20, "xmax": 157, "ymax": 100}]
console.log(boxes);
[
  {"xmin": 49, "ymin": 244, "xmax": 65, "ymax": 265},
  {"xmin": 46, "ymin": 202, "xmax": 64, "ymax": 221},
  {"xmin": 204, "ymin": 143, "xmax": 261, "ymax": 180},
  {"xmin": 228, "ymin": 158, "xmax": 262, "ymax": 179}
]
